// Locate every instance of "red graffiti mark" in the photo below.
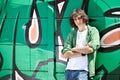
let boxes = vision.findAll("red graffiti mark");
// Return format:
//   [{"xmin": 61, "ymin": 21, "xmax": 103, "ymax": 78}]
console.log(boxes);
[
  {"xmin": 29, "ymin": 10, "xmax": 39, "ymax": 44},
  {"xmin": 103, "ymin": 31, "xmax": 120, "ymax": 44},
  {"xmin": 17, "ymin": 77, "xmax": 21, "ymax": 80},
  {"xmin": 30, "ymin": 20, "xmax": 38, "ymax": 42}
]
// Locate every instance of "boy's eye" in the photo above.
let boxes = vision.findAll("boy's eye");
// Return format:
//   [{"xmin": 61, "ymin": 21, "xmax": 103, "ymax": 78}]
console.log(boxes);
[{"xmin": 73, "ymin": 16, "xmax": 82, "ymax": 20}]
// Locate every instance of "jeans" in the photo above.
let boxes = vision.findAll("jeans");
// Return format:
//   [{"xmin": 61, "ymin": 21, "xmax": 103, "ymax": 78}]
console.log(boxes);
[{"xmin": 65, "ymin": 70, "xmax": 88, "ymax": 80}]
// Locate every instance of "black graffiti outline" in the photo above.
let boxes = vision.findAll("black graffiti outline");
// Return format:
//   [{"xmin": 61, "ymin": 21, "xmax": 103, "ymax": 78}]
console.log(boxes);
[
  {"xmin": 0, "ymin": 52, "xmax": 3, "ymax": 71},
  {"xmin": 99, "ymin": 23, "xmax": 120, "ymax": 52},
  {"xmin": 25, "ymin": 0, "xmax": 42, "ymax": 48}
]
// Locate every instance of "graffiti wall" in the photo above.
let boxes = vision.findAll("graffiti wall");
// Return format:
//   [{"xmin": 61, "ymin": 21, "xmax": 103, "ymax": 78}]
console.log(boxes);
[{"xmin": 0, "ymin": 0, "xmax": 120, "ymax": 80}]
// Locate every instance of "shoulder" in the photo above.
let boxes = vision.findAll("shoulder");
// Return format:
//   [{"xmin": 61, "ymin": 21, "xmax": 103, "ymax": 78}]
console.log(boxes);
[
  {"xmin": 87, "ymin": 25, "xmax": 99, "ymax": 32},
  {"xmin": 69, "ymin": 28, "xmax": 77, "ymax": 34}
]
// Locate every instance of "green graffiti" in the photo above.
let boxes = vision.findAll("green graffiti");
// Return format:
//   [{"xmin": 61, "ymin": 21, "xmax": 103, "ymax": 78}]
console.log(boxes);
[{"xmin": 0, "ymin": 0, "xmax": 120, "ymax": 80}]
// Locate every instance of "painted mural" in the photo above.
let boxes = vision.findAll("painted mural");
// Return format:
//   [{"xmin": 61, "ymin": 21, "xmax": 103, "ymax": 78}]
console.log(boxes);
[{"xmin": 0, "ymin": 0, "xmax": 120, "ymax": 80}]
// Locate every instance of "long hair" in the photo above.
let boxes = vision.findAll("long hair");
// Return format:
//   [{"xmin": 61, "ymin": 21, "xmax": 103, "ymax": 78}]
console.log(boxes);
[{"xmin": 70, "ymin": 9, "xmax": 89, "ymax": 28}]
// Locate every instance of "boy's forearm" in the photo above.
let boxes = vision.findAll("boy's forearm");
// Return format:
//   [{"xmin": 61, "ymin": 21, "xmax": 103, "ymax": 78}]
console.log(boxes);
[
  {"xmin": 62, "ymin": 51, "xmax": 82, "ymax": 58},
  {"xmin": 71, "ymin": 46, "xmax": 93, "ymax": 54}
]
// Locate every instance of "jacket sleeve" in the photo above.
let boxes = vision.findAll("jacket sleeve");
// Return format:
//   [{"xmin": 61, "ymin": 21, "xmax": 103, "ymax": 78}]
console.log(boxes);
[
  {"xmin": 88, "ymin": 27, "xmax": 100, "ymax": 51},
  {"xmin": 61, "ymin": 31, "xmax": 73, "ymax": 54}
]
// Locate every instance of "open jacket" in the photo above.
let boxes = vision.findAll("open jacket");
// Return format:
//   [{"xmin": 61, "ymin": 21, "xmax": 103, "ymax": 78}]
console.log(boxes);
[{"xmin": 62, "ymin": 25, "xmax": 100, "ymax": 79}]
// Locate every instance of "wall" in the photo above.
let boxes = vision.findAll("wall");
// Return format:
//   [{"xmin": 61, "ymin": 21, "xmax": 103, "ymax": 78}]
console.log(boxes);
[{"xmin": 0, "ymin": 0, "xmax": 120, "ymax": 80}]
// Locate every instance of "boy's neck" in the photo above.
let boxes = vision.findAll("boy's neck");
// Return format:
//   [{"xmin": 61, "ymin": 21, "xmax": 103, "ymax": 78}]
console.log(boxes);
[{"xmin": 78, "ymin": 24, "xmax": 87, "ymax": 32}]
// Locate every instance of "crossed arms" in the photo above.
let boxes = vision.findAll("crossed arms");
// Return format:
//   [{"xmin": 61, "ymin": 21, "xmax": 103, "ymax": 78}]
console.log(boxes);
[{"xmin": 61, "ymin": 45, "xmax": 93, "ymax": 58}]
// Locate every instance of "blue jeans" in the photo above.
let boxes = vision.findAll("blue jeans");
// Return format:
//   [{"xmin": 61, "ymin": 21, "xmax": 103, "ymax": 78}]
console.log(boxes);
[{"xmin": 65, "ymin": 70, "xmax": 88, "ymax": 80}]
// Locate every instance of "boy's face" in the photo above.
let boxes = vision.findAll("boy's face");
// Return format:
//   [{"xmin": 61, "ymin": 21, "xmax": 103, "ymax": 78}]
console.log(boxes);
[{"xmin": 73, "ymin": 15, "xmax": 84, "ymax": 27}]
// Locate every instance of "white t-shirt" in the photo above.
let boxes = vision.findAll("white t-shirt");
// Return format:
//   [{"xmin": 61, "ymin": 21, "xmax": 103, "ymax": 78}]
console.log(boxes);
[{"xmin": 66, "ymin": 27, "xmax": 88, "ymax": 71}]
